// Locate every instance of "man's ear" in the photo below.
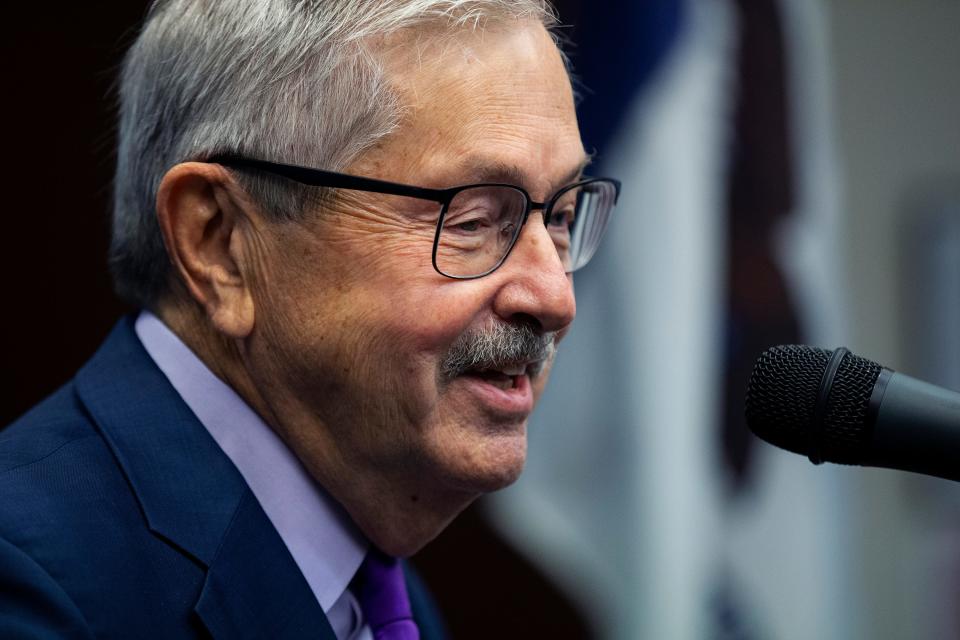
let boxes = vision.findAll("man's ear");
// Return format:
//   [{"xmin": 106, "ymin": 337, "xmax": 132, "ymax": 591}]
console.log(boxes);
[{"xmin": 156, "ymin": 162, "xmax": 256, "ymax": 339}]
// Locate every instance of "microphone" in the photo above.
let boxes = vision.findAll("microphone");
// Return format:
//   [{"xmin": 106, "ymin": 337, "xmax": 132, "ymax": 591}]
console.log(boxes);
[{"xmin": 745, "ymin": 345, "xmax": 960, "ymax": 482}]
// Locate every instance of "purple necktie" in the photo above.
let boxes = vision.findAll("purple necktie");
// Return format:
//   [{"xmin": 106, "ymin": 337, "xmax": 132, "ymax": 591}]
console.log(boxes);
[{"xmin": 351, "ymin": 549, "xmax": 420, "ymax": 640}]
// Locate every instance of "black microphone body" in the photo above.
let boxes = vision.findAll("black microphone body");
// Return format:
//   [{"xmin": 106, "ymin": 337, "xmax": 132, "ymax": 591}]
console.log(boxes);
[
  {"xmin": 866, "ymin": 369, "xmax": 960, "ymax": 481},
  {"xmin": 746, "ymin": 345, "xmax": 960, "ymax": 482}
]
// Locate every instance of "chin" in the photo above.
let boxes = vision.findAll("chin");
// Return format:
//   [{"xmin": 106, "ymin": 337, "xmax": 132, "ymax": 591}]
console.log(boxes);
[{"xmin": 439, "ymin": 429, "xmax": 528, "ymax": 494}]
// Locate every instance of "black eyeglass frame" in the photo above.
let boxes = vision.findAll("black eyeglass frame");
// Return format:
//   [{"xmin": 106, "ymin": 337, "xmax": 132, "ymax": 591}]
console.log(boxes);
[{"xmin": 208, "ymin": 155, "xmax": 621, "ymax": 279}]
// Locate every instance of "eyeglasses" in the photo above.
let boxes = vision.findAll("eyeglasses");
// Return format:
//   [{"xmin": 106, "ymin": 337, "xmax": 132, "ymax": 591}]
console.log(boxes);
[{"xmin": 209, "ymin": 155, "xmax": 620, "ymax": 279}]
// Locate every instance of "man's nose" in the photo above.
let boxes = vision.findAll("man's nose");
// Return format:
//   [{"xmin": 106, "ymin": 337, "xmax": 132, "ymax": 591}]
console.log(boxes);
[{"xmin": 491, "ymin": 219, "xmax": 576, "ymax": 334}]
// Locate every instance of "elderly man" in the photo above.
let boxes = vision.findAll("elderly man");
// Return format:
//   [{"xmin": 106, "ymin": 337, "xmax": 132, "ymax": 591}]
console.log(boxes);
[{"xmin": 0, "ymin": 1, "xmax": 618, "ymax": 638}]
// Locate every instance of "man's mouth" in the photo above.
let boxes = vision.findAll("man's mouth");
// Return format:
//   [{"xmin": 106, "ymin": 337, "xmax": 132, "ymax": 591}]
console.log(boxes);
[
  {"xmin": 462, "ymin": 363, "xmax": 530, "ymax": 390},
  {"xmin": 454, "ymin": 362, "xmax": 536, "ymax": 416}
]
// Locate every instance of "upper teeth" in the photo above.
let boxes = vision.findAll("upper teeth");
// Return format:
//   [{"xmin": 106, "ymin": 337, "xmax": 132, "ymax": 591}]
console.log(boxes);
[{"xmin": 501, "ymin": 365, "xmax": 526, "ymax": 376}]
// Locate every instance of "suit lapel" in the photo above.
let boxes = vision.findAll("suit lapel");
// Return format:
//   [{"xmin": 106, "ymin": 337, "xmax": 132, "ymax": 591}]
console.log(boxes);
[
  {"xmin": 75, "ymin": 317, "xmax": 334, "ymax": 639},
  {"xmin": 195, "ymin": 490, "xmax": 336, "ymax": 639}
]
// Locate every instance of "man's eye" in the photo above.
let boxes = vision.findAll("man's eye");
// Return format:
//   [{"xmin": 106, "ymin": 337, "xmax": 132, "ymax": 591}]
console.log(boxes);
[{"xmin": 451, "ymin": 218, "xmax": 485, "ymax": 232}]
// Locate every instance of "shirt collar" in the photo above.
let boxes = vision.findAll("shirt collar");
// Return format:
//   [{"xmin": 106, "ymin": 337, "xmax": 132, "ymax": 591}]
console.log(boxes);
[{"xmin": 134, "ymin": 311, "xmax": 368, "ymax": 613}]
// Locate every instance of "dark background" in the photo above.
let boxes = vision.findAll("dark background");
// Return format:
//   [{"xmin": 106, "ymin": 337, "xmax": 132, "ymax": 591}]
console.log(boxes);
[
  {"xmin": 2, "ymin": 3, "xmax": 591, "ymax": 638},
  {"xmin": 3, "ymin": 5, "xmax": 141, "ymax": 421}
]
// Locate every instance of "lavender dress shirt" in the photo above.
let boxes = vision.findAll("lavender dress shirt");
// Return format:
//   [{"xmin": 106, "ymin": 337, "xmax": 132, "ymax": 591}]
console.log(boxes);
[{"xmin": 135, "ymin": 312, "xmax": 373, "ymax": 640}]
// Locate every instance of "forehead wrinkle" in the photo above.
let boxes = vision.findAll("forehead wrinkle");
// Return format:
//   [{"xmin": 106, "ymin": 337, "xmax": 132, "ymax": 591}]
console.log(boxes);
[{"xmin": 451, "ymin": 155, "xmax": 592, "ymax": 193}]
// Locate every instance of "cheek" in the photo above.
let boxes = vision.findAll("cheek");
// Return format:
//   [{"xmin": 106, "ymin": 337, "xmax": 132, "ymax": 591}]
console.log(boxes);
[
  {"xmin": 348, "ymin": 262, "xmax": 490, "ymax": 358},
  {"xmin": 255, "ymin": 217, "xmax": 494, "ymax": 410},
  {"xmin": 269, "ymin": 277, "xmax": 461, "ymax": 409}
]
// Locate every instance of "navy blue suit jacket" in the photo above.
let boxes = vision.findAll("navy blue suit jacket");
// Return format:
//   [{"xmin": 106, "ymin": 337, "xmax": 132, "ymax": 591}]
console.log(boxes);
[{"xmin": 0, "ymin": 317, "xmax": 446, "ymax": 639}]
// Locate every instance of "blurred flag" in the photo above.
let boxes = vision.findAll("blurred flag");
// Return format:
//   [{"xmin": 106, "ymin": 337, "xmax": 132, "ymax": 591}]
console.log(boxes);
[
  {"xmin": 490, "ymin": 0, "xmax": 731, "ymax": 637},
  {"xmin": 718, "ymin": 1, "xmax": 858, "ymax": 639},
  {"xmin": 490, "ymin": 0, "xmax": 858, "ymax": 638}
]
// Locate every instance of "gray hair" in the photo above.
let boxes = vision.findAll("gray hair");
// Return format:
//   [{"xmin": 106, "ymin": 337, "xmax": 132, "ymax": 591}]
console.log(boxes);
[{"xmin": 110, "ymin": 0, "xmax": 559, "ymax": 308}]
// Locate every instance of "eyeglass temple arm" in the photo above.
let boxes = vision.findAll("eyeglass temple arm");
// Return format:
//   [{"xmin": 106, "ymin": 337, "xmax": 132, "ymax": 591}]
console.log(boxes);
[{"xmin": 208, "ymin": 155, "xmax": 453, "ymax": 204}]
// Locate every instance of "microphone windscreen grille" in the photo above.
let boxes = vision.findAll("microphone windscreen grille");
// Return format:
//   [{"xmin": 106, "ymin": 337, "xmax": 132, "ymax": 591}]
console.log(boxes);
[
  {"xmin": 745, "ymin": 345, "xmax": 829, "ymax": 456},
  {"xmin": 822, "ymin": 351, "xmax": 883, "ymax": 462},
  {"xmin": 745, "ymin": 345, "xmax": 884, "ymax": 463}
]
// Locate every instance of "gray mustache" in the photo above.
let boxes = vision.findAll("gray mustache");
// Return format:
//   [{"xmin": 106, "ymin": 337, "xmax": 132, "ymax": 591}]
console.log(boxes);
[{"xmin": 440, "ymin": 322, "xmax": 557, "ymax": 381}]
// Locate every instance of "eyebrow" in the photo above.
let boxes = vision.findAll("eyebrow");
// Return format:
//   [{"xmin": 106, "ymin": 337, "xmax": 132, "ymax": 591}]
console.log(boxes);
[{"xmin": 453, "ymin": 154, "xmax": 594, "ymax": 195}]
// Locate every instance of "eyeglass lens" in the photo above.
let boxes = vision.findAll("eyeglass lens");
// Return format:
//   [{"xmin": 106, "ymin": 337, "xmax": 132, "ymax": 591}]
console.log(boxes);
[
  {"xmin": 435, "ymin": 185, "xmax": 527, "ymax": 277},
  {"xmin": 558, "ymin": 180, "xmax": 617, "ymax": 273},
  {"xmin": 434, "ymin": 180, "xmax": 617, "ymax": 278}
]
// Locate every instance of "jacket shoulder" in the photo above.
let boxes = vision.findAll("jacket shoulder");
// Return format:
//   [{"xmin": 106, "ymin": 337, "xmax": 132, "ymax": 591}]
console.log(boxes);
[
  {"xmin": 0, "ymin": 533, "xmax": 95, "ymax": 639},
  {"xmin": 0, "ymin": 362, "xmax": 208, "ymax": 638},
  {"xmin": 0, "ymin": 382, "xmax": 99, "ymax": 476}
]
